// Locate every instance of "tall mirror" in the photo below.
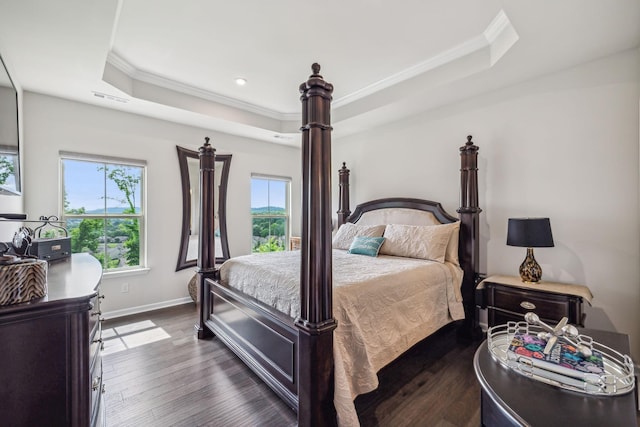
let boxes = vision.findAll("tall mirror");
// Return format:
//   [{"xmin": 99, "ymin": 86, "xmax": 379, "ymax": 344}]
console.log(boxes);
[
  {"xmin": 0, "ymin": 54, "xmax": 20, "ymax": 195},
  {"xmin": 176, "ymin": 146, "xmax": 231, "ymax": 270}
]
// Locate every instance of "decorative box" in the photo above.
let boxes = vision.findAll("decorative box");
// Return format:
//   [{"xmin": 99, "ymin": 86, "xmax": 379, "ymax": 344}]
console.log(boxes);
[
  {"xmin": 0, "ymin": 258, "xmax": 48, "ymax": 305},
  {"xmin": 28, "ymin": 216, "xmax": 72, "ymax": 262},
  {"xmin": 29, "ymin": 237, "xmax": 72, "ymax": 262}
]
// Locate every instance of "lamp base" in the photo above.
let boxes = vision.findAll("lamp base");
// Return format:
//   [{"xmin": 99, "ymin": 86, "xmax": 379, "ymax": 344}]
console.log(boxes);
[{"xmin": 519, "ymin": 247, "xmax": 542, "ymax": 283}]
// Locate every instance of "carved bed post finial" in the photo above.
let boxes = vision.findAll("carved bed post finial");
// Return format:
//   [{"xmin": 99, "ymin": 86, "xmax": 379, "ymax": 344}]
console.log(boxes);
[
  {"xmin": 311, "ymin": 63, "xmax": 321, "ymax": 76},
  {"xmin": 457, "ymin": 135, "xmax": 482, "ymax": 338},
  {"xmin": 337, "ymin": 162, "xmax": 351, "ymax": 227},
  {"xmin": 198, "ymin": 137, "xmax": 216, "ymax": 273},
  {"xmin": 459, "ymin": 135, "xmax": 480, "ymax": 211},
  {"xmin": 297, "ymin": 64, "xmax": 337, "ymax": 426}
]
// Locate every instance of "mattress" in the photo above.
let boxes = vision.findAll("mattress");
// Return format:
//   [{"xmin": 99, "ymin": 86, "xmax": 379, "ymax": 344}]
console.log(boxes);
[{"xmin": 219, "ymin": 249, "xmax": 464, "ymax": 426}]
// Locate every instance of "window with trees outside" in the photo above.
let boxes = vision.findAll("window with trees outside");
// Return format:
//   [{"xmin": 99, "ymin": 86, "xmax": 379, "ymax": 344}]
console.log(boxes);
[
  {"xmin": 61, "ymin": 153, "xmax": 146, "ymax": 272},
  {"xmin": 0, "ymin": 151, "xmax": 19, "ymax": 192},
  {"xmin": 251, "ymin": 175, "xmax": 290, "ymax": 253}
]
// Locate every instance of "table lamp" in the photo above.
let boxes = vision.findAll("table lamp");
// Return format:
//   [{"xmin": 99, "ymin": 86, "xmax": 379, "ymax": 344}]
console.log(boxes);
[{"xmin": 507, "ymin": 217, "xmax": 554, "ymax": 283}]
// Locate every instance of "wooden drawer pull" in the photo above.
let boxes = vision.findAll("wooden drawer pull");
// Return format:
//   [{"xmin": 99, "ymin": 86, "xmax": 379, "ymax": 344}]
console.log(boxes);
[{"xmin": 520, "ymin": 301, "xmax": 536, "ymax": 310}]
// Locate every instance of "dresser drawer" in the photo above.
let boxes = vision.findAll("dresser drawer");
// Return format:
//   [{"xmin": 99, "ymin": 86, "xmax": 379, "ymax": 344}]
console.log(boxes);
[
  {"xmin": 90, "ymin": 356, "xmax": 103, "ymax": 424},
  {"xmin": 90, "ymin": 311, "xmax": 102, "ymax": 368},
  {"xmin": 484, "ymin": 282, "xmax": 583, "ymax": 326},
  {"xmin": 488, "ymin": 308, "xmax": 529, "ymax": 326}
]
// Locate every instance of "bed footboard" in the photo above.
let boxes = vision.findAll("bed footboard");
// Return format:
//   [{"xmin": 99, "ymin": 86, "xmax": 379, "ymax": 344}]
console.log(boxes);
[{"xmin": 204, "ymin": 278, "xmax": 299, "ymax": 410}]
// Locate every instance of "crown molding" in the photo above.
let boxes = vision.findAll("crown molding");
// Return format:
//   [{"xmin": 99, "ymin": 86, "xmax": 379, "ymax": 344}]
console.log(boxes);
[
  {"xmin": 106, "ymin": 50, "xmax": 136, "ymax": 76},
  {"xmin": 484, "ymin": 9, "xmax": 511, "ymax": 44},
  {"xmin": 333, "ymin": 9, "xmax": 515, "ymax": 108},
  {"xmin": 106, "ymin": 51, "xmax": 294, "ymax": 121},
  {"xmin": 333, "ymin": 36, "xmax": 486, "ymax": 108}
]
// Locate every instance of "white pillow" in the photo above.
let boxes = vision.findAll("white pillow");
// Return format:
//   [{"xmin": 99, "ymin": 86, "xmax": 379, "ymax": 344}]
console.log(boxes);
[
  {"xmin": 379, "ymin": 223, "xmax": 455, "ymax": 262},
  {"xmin": 332, "ymin": 223, "xmax": 386, "ymax": 250}
]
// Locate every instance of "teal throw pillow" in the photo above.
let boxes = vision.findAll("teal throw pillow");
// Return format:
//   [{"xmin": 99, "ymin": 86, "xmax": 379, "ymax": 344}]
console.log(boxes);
[{"xmin": 348, "ymin": 236, "xmax": 385, "ymax": 257}]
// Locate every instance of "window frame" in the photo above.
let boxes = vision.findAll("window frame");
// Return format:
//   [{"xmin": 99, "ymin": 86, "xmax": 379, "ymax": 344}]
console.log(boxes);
[
  {"xmin": 60, "ymin": 151, "xmax": 147, "ymax": 274},
  {"xmin": 250, "ymin": 174, "xmax": 291, "ymax": 253},
  {"xmin": 0, "ymin": 146, "xmax": 20, "ymax": 194}
]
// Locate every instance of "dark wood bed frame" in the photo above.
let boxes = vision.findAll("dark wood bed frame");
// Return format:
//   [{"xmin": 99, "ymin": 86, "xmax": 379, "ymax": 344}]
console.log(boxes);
[{"xmin": 195, "ymin": 64, "xmax": 481, "ymax": 427}]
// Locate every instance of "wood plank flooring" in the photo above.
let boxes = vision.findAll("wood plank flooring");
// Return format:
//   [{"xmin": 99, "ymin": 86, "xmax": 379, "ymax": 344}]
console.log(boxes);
[{"xmin": 102, "ymin": 303, "xmax": 482, "ymax": 426}]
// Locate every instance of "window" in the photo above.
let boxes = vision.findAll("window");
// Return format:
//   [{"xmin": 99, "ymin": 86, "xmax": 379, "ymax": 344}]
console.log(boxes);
[
  {"xmin": 0, "ymin": 149, "xmax": 19, "ymax": 194},
  {"xmin": 251, "ymin": 175, "xmax": 290, "ymax": 252},
  {"xmin": 61, "ymin": 153, "xmax": 146, "ymax": 272}
]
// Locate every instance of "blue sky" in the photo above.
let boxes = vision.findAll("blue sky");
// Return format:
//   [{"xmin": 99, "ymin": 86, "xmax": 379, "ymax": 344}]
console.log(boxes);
[
  {"xmin": 251, "ymin": 178, "xmax": 287, "ymax": 209},
  {"xmin": 63, "ymin": 159, "xmax": 142, "ymax": 212}
]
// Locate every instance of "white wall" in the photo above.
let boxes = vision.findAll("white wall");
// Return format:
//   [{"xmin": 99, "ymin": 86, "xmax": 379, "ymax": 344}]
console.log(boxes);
[
  {"xmin": 334, "ymin": 49, "xmax": 640, "ymax": 358},
  {"xmin": 21, "ymin": 93, "xmax": 301, "ymax": 315}
]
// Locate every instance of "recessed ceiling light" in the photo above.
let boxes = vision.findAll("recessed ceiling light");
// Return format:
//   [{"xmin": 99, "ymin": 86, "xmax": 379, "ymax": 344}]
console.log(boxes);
[{"xmin": 235, "ymin": 77, "xmax": 247, "ymax": 86}]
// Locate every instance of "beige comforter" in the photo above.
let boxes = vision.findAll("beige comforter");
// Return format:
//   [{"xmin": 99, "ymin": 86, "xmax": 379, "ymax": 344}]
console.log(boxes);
[{"xmin": 219, "ymin": 249, "xmax": 464, "ymax": 426}]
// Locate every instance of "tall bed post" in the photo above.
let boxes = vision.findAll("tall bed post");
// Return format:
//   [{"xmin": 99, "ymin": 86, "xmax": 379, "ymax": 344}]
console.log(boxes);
[
  {"xmin": 336, "ymin": 162, "xmax": 351, "ymax": 227},
  {"xmin": 457, "ymin": 135, "xmax": 482, "ymax": 337},
  {"xmin": 195, "ymin": 137, "xmax": 216, "ymax": 339},
  {"xmin": 296, "ymin": 63, "xmax": 338, "ymax": 426}
]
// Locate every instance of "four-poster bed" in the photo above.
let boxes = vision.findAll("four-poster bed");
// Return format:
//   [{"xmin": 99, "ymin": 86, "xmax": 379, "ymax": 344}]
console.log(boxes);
[{"xmin": 195, "ymin": 64, "xmax": 481, "ymax": 427}]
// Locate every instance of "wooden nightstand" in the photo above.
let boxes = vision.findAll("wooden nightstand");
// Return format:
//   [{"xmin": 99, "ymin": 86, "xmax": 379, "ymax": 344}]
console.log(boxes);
[
  {"xmin": 289, "ymin": 236, "xmax": 301, "ymax": 251},
  {"xmin": 477, "ymin": 275, "xmax": 593, "ymax": 327}
]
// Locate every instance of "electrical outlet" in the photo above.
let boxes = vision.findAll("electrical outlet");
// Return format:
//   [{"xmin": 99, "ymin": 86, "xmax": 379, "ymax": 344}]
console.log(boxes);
[{"xmin": 121, "ymin": 282, "xmax": 129, "ymax": 293}]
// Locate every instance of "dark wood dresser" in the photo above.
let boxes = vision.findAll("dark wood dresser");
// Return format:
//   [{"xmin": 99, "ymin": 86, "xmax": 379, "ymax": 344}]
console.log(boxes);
[{"xmin": 0, "ymin": 253, "xmax": 104, "ymax": 427}]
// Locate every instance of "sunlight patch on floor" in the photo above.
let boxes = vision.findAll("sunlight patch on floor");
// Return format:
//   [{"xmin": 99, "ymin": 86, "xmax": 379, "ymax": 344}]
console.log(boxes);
[{"xmin": 102, "ymin": 319, "xmax": 171, "ymax": 355}]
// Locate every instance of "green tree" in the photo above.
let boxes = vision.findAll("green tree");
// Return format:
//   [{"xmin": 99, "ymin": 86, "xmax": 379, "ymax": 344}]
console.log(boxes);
[
  {"xmin": 254, "ymin": 237, "xmax": 285, "ymax": 252},
  {"xmin": 252, "ymin": 217, "xmax": 285, "ymax": 239},
  {"xmin": 0, "ymin": 156, "xmax": 14, "ymax": 185},
  {"xmin": 251, "ymin": 215, "xmax": 287, "ymax": 253},
  {"xmin": 66, "ymin": 208, "xmax": 103, "ymax": 259},
  {"xmin": 70, "ymin": 217, "xmax": 102, "ymax": 253}
]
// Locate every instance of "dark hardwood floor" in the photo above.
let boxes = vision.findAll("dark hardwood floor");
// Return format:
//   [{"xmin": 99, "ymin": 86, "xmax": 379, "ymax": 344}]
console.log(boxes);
[{"xmin": 102, "ymin": 303, "xmax": 482, "ymax": 426}]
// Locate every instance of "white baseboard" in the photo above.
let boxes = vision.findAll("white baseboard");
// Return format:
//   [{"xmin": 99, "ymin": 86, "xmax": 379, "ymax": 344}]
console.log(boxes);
[{"xmin": 102, "ymin": 297, "xmax": 194, "ymax": 320}]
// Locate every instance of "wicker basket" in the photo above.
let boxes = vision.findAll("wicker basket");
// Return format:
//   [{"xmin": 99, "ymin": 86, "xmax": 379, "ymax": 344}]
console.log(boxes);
[{"xmin": 0, "ymin": 259, "xmax": 48, "ymax": 305}]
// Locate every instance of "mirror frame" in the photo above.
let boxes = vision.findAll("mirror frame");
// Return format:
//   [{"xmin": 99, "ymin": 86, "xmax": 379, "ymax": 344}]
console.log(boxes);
[
  {"xmin": 176, "ymin": 145, "xmax": 232, "ymax": 270},
  {"xmin": 0, "ymin": 54, "xmax": 21, "ymax": 195}
]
